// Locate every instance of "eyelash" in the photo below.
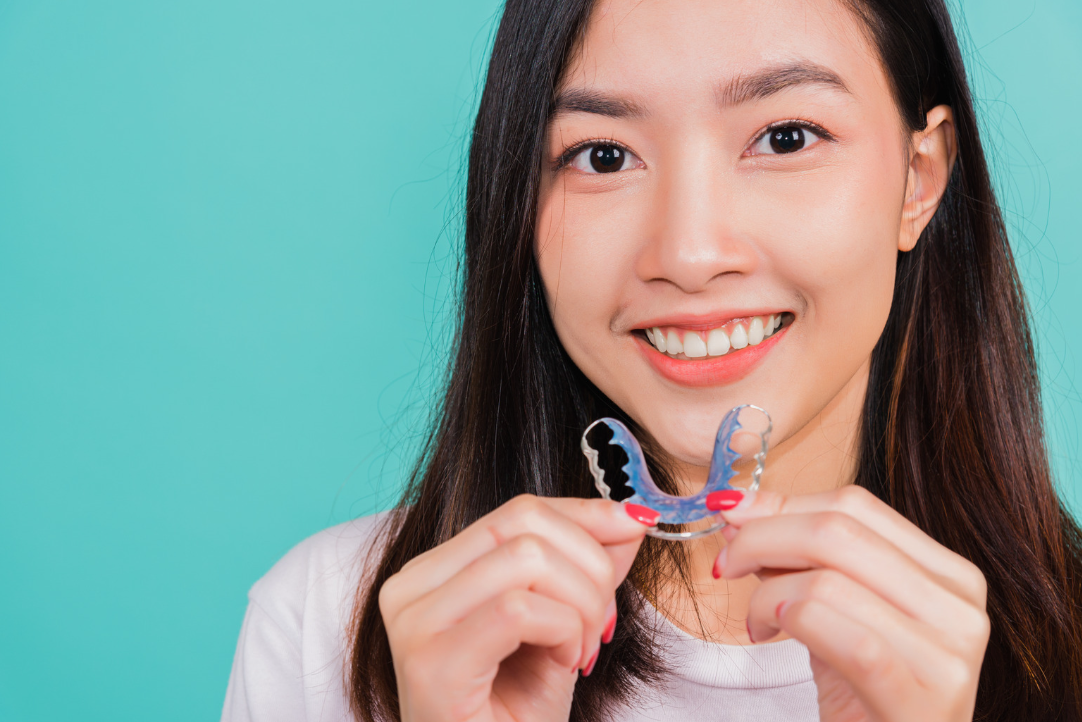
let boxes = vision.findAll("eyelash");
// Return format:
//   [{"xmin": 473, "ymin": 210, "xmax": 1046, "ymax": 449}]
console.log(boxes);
[
  {"xmin": 749, "ymin": 119, "xmax": 837, "ymax": 153},
  {"xmin": 554, "ymin": 137, "xmax": 626, "ymax": 171},
  {"xmin": 553, "ymin": 119, "xmax": 836, "ymax": 170}
]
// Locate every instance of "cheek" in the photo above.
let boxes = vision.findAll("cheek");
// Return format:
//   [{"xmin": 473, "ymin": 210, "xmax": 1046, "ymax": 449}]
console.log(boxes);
[
  {"xmin": 730, "ymin": 141, "xmax": 908, "ymax": 439},
  {"xmin": 535, "ymin": 185, "xmax": 643, "ymax": 358},
  {"xmin": 756, "ymin": 147, "xmax": 906, "ymax": 338}
]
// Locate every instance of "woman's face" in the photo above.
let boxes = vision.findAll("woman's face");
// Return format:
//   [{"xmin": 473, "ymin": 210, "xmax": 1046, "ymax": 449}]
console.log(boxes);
[{"xmin": 536, "ymin": 0, "xmax": 929, "ymax": 474}]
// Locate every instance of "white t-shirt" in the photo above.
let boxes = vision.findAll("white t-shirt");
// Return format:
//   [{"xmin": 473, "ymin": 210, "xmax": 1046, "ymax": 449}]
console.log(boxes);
[{"xmin": 222, "ymin": 513, "xmax": 821, "ymax": 721}]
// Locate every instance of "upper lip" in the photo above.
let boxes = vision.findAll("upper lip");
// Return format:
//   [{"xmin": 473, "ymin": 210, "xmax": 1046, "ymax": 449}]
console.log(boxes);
[{"xmin": 633, "ymin": 309, "xmax": 789, "ymax": 331}]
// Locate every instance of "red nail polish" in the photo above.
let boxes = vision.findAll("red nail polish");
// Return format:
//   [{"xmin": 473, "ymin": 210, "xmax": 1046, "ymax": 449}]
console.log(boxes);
[
  {"xmin": 712, "ymin": 563, "xmax": 721, "ymax": 579},
  {"xmin": 625, "ymin": 503, "xmax": 661, "ymax": 526},
  {"xmin": 582, "ymin": 649, "xmax": 599, "ymax": 677},
  {"xmin": 746, "ymin": 619, "xmax": 755, "ymax": 644},
  {"xmin": 706, "ymin": 489, "xmax": 744, "ymax": 511},
  {"xmin": 602, "ymin": 612, "xmax": 617, "ymax": 644}
]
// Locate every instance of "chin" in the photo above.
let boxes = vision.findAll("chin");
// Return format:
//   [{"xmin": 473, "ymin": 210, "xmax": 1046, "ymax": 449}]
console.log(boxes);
[
  {"xmin": 642, "ymin": 408, "xmax": 727, "ymax": 467},
  {"xmin": 635, "ymin": 388, "xmax": 792, "ymax": 469}
]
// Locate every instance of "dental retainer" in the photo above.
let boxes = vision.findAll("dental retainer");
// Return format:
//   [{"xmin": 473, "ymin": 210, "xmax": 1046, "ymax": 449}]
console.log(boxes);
[{"xmin": 581, "ymin": 405, "xmax": 772, "ymax": 540}]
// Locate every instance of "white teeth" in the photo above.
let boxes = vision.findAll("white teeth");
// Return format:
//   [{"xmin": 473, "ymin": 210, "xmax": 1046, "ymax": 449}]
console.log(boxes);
[
  {"xmin": 683, "ymin": 331, "xmax": 707, "ymax": 358},
  {"xmin": 707, "ymin": 328, "xmax": 730, "ymax": 356},
  {"xmin": 748, "ymin": 317, "xmax": 764, "ymax": 346},
  {"xmin": 648, "ymin": 314, "xmax": 787, "ymax": 357},
  {"xmin": 665, "ymin": 330, "xmax": 683, "ymax": 355},
  {"xmin": 730, "ymin": 324, "xmax": 749, "ymax": 350}
]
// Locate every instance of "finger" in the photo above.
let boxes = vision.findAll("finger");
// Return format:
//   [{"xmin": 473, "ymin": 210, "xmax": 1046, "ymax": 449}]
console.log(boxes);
[
  {"xmin": 717, "ymin": 511, "xmax": 984, "ymax": 638},
  {"xmin": 748, "ymin": 569, "xmax": 978, "ymax": 664},
  {"xmin": 777, "ymin": 598, "xmax": 920, "ymax": 721},
  {"xmin": 443, "ymin": 590, "xmax": 584, "ymax": 671},
  {"xmin": 397, "ymin": 590, "xmax": 583, "ymax": 720},
  {"xmin": 398, "ymin": 533, "xmax": 609, "ymax": 666},
  {"xmin": 536, "ymin": 497, "xmax": 654, "ymax": 585},
  {"xmin": 535, "ymin": 496, "xmax": 659, "ymax": 544},
  {"xmin": 717, "ymin": 486, "xmax": 985, "ymax": 607},
  {"xmin": 397, "ymin": 495, "xmax": 650, "ymax": 602}
]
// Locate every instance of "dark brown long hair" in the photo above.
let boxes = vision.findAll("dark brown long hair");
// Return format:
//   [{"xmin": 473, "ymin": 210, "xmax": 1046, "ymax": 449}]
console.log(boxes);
[{"xmin": 349, "ymin": 1, "xmax": 1082, "ymax": 719}]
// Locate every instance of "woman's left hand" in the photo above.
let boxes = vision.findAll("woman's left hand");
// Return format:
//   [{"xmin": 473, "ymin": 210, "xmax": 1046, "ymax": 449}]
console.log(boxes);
[{"xmin": 708, "ymin": 485, "xmax": 990, "ymax": 722}]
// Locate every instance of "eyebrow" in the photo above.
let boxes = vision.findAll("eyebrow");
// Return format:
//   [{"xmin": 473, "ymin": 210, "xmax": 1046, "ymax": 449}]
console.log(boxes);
[
  {"xmin": 551, "ymin": 87, "xmax": 646, "ymax": 119},
  {"xmin": 717, "ymin": 62, "xmax": 850, "ymax": 107},
  {"xmin": 551, "ymin": 61, "xmax": 850, "ymax": 121}
]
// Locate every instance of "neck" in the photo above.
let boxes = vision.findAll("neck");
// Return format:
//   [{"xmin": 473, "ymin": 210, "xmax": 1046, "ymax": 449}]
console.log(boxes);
[{"xmin": 654, "ymin": 358, "xmax": 870, "ymax": 644}]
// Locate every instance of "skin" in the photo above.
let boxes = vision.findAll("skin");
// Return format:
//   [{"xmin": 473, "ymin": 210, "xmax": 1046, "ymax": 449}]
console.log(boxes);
[{"xmin": 380, "ymin": 0, "xmax": 990, "ymax": 720}]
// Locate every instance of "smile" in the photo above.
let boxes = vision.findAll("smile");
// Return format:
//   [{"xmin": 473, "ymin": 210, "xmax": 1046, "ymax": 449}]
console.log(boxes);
[
  {"xmin": 641, "ymin": 313, "xmax": 791, "ymax": 360},
  {"xmin": 634, "ymin": 313, "xmax": 792, "ymax": 387}
]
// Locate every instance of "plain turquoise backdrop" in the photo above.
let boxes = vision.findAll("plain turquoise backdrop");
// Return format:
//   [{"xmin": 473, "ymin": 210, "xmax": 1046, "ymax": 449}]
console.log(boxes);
[{"xmin": 0, "ymin": 1, "xmax": 1079, "ymax": 719}]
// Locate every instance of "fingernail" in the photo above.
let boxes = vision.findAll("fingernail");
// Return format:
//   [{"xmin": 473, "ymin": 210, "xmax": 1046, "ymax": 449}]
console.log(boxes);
[
  {"xmin": 625, "ymin": 503, "xmax": 661, "ymax": 526},
  {"xmin": 711, "ymin": 489, "xmax": 756, "ymax": 514},
  {"xmin": 712, "ymin": 546, "xmax": 728, "ymax": 579},
  {"xmin": 602, "ymin": 601, "xmax": 617, "ymax": 644},
  {"xmin": 706, "ymin": 489, "xmax": 744, "ymax": 511},
  {"xmin": 746, "ymin": 618, "xmax": 756, "ymax": 644},
  {"xmin": 582, "ymin": 648, "xmax": 599, "ymax": 677},
  {"xmin": 776, "ymin": 600, "xmax": 789, "ymax": 621}
]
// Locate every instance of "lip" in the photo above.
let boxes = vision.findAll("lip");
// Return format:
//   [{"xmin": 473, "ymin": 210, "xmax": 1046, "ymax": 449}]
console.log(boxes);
[{"xmin": 638, "ymin": 324, "xmax": 788, "ymax": 387}]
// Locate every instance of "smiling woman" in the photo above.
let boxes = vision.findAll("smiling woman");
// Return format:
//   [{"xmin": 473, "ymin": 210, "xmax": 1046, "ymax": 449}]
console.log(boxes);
[
  {"xmin": 535, "ymin": 0, "xmax": 943, "ymax": 474},
  {"xmin": 221, "ymin": 0, "xmax": 1082, "ymax": 721}
]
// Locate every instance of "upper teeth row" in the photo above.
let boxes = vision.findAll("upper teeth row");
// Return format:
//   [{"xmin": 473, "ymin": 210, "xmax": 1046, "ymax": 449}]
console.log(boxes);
[{"xmin": 645, "ymin": 315, "xmax": 783, "ymax": 358}]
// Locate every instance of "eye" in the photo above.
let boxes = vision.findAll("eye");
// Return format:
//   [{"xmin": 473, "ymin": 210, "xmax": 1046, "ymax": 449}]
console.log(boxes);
[
  {"xmin": 750, "ymin": 124, "xmax": 825, "ymax": 155},
  {"xmin": 567, "ymin": 143, "xmax": 643, "ymax": 174}
]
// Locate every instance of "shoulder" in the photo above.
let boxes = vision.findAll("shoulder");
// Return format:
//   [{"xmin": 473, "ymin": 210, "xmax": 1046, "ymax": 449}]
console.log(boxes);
[
  {"xmin": 248, "ymin": 510, "xmax": 398, "ymax": 633},
  {"xmin": 222, "ymin": 511, "xmax": 400, "ymax": 722}
]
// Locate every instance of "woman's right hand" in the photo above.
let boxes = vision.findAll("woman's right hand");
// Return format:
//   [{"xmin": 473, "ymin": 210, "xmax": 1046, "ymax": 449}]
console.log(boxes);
[{"xmin": 378, "ymin": 494, "xmax": 657, "ymax": 722}]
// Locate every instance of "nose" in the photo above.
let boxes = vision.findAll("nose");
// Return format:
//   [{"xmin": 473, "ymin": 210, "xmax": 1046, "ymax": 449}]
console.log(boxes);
[{"xmin": 635, "ymin": 143, "xmax": 758, "ymax": 293}]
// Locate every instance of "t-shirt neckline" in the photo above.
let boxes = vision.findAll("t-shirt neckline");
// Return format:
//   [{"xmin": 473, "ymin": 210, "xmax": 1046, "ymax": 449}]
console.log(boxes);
[{"xmin": 642, "ymin": 598, "xmax": 815, "ymax": 689}]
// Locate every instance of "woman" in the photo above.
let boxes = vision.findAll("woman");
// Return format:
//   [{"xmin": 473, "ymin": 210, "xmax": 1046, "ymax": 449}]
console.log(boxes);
[{"xmin": 222, "ymin": 0, "xmax": 1082, "ymax": 719}]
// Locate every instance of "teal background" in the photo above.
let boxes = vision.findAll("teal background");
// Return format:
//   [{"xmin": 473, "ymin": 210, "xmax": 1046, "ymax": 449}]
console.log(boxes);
[{"xmin": 0, "ymin": 1, "xmax": 1078, "ymax": 719}]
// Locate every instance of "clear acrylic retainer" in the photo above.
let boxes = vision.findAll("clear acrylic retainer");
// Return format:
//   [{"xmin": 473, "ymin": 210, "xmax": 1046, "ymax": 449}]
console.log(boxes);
[{"xmin": 580, "ymin": 405, "xmax": 772, "ymax": 541}]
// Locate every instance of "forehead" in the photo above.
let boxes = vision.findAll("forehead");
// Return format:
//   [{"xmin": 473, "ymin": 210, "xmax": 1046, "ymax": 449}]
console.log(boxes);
[{"xmin": 561, "ymin": 0, "xmax": 890, "ymax": 107}]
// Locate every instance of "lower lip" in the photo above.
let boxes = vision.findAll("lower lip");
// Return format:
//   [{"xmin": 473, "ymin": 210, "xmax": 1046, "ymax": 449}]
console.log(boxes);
[{"xmin": 638, "ymin": 326, "xmax": 788, "ymax": 387}]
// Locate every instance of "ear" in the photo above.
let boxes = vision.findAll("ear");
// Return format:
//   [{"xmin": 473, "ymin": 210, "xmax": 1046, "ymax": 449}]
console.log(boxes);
[{"xmin": 898, "ymin": 104, "xmax": 957, "ymax": 252}]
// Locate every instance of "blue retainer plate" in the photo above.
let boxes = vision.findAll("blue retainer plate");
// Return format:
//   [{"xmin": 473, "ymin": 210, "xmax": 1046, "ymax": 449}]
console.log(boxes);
[{"xmin": 580, "ymin": 405, "xmax": 772, "ymax": 540}]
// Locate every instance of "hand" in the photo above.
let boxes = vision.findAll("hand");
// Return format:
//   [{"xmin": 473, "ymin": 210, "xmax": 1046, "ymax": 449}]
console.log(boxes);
[
  {"xmin": 378, "ymin": 494, "xmax": 657, "ymax": 722},
  {"xmin": 708, "ymin": 485, "xmax": 990, "ymax": 722}
]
